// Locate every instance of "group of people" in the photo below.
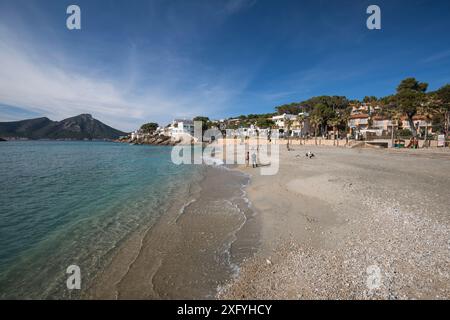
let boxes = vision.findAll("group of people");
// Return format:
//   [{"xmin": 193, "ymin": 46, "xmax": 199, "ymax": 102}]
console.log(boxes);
[
  {"xmin": 295, "ymin": 151, "xmax": 316, "ymax": 159},
  {"xmin": 245, "ymin": 151, "xmax": 258, "ymax": 168},
  {"xmin": 406, "ymin": 137, "xmax": 420, "ymax": 149},
  {"xmin": 245, "ymin": 149, "xmax": 315, "ymax": 168}
]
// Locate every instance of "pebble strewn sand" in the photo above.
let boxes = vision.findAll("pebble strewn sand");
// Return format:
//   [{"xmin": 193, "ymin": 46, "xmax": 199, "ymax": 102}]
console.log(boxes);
[{"xmin": 220, "ymin": 146, "xmax": 450, "ymax": 300}]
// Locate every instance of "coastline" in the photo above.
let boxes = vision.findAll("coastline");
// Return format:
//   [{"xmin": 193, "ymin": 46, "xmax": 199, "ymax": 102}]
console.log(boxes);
[
  {"xmin": 84, "ymin": 144, "xmax": 450, "ymax": 300},
  {"xmin": 219, "ymin": 146, "xmax": 450, "ymax": 299},
  {"xmin": 2, "ymin": 141, "xmax": 449, "ymax": 299},
  {"xmin": 87, "ymin": 164, "xmax": 260, "ymax": 299}
]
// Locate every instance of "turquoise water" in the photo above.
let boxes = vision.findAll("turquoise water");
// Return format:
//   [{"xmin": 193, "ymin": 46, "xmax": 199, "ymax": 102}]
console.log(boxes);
[{"xmin": 0, "ymin": 141, "xmax": 198, "ymax": 299}]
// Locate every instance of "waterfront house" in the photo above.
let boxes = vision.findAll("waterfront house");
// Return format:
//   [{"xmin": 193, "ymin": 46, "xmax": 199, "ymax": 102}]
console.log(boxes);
[
  {"xmin": 348, "ymin": 114, "xmax": 370, "ymax": 139},
  {"xmin": 271, "ymin": 113, "xmax": 311, "ymax": 137},
  {"xmin": 131, "ymin": 129, "xmax": 144, "ymax": 140},
  {"xmin": 371, "ymin": 116, "xmax": 394, "ymax": 131},
  {"xmin": 291, "ymin": 112, "xmax": 311, "ymax": 137},
  {"xmin": 272, "ymin": 113, "xmax": 298, "ymax": 129},
  {"xmin": 169, "ymin": 119, "xmax": 195, "ymax": 137},
  {"xmin": 370, "ymin": 116, "xmax": 394, "ymax": 136},
  {"xmin": 400, "ymin": 116, "xmax": 433, "ymax": 136},
  {"xmin": 348, "ymin": 114, "xmax": 370, "ymax": 131}
]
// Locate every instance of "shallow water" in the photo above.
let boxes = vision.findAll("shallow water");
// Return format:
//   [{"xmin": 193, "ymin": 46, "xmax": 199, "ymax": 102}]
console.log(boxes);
[
  {"xmin": 106, "ymin": 165, "xmax": 258, "ymax": 299},
  {"xmin": 0, "ymin": 141, "xmax": 199, "ymax": 299}
]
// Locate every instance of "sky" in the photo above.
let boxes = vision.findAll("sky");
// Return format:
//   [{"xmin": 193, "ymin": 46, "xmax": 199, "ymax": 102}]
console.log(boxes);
[{"xmin": 0, "ymin": 0, "xmax": 449, "ymax": 131}]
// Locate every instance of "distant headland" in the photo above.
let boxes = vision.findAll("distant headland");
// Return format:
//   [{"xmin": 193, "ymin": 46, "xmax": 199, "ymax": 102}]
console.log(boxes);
[{"xmin": 0, "ymin": 114, "xmax": 126, "ymax": 140}]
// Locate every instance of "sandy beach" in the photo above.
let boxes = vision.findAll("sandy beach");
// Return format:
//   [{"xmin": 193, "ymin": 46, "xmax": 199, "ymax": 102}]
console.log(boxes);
[
  {"xmin": 219, "ymin": 145, "xmax": 450, "ymax": 300},
  {"xmin": 85, "ymin": 143, "xmax": 450, "ymax": 300}
]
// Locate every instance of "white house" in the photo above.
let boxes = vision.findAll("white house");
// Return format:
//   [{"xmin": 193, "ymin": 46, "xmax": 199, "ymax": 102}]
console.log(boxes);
[
  {"xmin": 348, "ymin": 114, "xmax": 370, "ymax": 131},
  {"xmin": 291, "ymin": 112, "xmax": 310, "ymax": 137},
  {"xmin": 272, "ymin": 113, "xmax": 298, "ymax": 129},
  {"xmin": 169, "ymin": 119, "xmax": 195, "ymax": 137},
  {"xmin": 131, "ymin": 130, "xmax": 143, "ymax": 140}
]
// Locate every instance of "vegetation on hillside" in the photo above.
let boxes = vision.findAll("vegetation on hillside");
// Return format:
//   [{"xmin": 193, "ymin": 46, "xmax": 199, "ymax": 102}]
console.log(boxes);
[
  {"xmin": 223, "ymin": 77, "xmax": 449, "ymax": 136},
  {"xmin": 140, "ymin": 122, "xmax": 159, "ymax": 133}
]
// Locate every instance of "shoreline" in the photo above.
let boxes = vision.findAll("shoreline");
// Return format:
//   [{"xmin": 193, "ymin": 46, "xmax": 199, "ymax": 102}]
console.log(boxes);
[
  {"xmin": 86, "ymin": 144, "xmax": 450, "ymax": 300},
  {"xmin": 87, "ymin": 164, "xmax": 259, "ymax": 299}
]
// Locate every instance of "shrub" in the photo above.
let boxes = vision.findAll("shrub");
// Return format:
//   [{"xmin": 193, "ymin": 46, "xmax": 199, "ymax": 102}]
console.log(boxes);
[{"xmin": 397, "ymin": 128, "xmax": 412, "ymax": 137}]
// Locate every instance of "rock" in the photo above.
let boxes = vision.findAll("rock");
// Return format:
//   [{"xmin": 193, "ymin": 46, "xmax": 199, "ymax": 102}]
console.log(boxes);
[{"xmin": 116, "ymin": 133, "xmax": 182, "ymax": 146}]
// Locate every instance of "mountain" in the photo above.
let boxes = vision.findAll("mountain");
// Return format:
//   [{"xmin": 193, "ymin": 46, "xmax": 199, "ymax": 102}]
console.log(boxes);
[{"xmin": 0, "ymin": 114, "xmax": 127, "ymax": 140}]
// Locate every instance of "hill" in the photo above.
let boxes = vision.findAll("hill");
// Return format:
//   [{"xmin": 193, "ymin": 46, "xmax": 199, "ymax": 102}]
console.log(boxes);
[{"xmin": 0, "ymin": 114, "xmax": 126, "ymax": 140}]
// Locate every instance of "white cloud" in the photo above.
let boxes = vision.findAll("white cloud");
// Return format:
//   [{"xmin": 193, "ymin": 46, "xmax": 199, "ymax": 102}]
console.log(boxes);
[{"xmin": 0, "ymin": 20, "xmax": 250, "ymax": 131}]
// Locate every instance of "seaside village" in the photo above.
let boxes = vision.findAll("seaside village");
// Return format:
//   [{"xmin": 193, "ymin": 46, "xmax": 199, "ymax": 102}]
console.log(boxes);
[
  {"xmin": 124, "ymin": 102, "xmax": 448, "ymax": 149},
  {"xmin": 122, "ymin": 79, "xmax": 449, "ymax": 149}
]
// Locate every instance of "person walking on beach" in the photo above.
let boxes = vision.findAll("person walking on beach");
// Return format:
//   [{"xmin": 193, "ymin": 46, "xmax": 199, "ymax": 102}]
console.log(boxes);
[
  {"xmin": 251, "ymin": 152, "xmax": 257, "ymax": 168},
  {"xmin": 245, "ymin": 151, "xmax": 250, "ymax": 167}
]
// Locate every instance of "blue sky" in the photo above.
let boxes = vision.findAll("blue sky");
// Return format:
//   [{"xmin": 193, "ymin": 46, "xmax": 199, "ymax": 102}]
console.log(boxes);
[{"xmin": 0, "ymin": 0, "xmax": 449, "ymax": 131}]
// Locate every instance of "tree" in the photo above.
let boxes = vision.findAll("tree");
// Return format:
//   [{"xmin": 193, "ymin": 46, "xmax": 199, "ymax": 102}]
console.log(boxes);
[
  {"xmin": 297, "ymin": 114, "xmax": 306, "ymax": 145},
  {"xmin": 397, "ymin": 128, "xmax": 412, "ymax": 138},
  {"xmin": 363, "ymin": 96, "xmax": 377, "ymax": 103},
  {"xmin": 386, "ymin": 107, "xmax": 402, "ymax": 146},
  {"xmin": 433, "ymin": 84, "xmax": 450, "ymax": 134},
  {"xmin": 327, "ymin": 117, "xmax": 341, "ymax": 146},
  {"xmin": 193, "ymin": 116, "xmax": 210, "ymax": 132},
  {"xmin": 394, "ymin": 78, "xmax": 428, "ymax": 137},
  {"xmin": 275, "ymin": 102, "xmax": 303, "ymax": 115},
  {"xmin": 309, "ymin": 114, "xmax": 322, "ymax": 145},
  {"xmin": 431, "ymin": 113, "xmax": 445, "ymax": 134},
  {"xmin": 140, "ymin": 122, "xmax": 159, "ymax": 133},
  {"xmin": 255, "ymin": 118, "xmax": 274, "ymax": 129},
  {"xmin": 435, "ymin": 84, "xmax": 450, "ymax": 104},
  {"xmin": 303, "ymin": 96, "xmax": 349, "ymax": 112},
  {"xmin": 311, "ymin": 103, "xmax": 336, "ymax": 136},
  {"xmin": 285, "ymin": 118, "xmax": 292, "ymax": 151},
  {"xmin": 397, "ymin": 77, "xmax": 428, "ymax": 93}
]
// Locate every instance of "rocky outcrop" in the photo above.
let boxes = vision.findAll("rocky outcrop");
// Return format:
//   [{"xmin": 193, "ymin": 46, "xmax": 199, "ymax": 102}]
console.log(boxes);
[{"xmin": 116, "ymin": 133, "xmax": 184, "ymax": 146}]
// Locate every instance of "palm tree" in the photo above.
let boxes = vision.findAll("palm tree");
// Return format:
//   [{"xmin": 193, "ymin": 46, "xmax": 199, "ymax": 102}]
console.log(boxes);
[
  {"xmin": 310, "ymin": 115, "xmax": 322, "ymax": 146},
  {"xmin": 297, "ymin": 114, "xmax": 305, "ymax": 145},
  {"xmin": 285, "ymin": 118, "xmax": 292, "ymax": 151},
  {"xmin": 327, "ymin": 117, "xmax": 341, "ymax": 146}
]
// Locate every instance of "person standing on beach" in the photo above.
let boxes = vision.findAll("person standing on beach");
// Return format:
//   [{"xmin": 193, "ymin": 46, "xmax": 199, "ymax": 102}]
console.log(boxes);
[
  {"xmin": 251, "ymin": 152, "xmax": 257, "ymax": 168},
  {"xmin": 245, "ymin": 151, "xmax": 250, "ymax": 167}
]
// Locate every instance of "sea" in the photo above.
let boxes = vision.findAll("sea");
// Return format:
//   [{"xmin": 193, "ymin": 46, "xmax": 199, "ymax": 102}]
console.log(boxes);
[{"xmin": 0, "ymin": 141, "xmax": 203, "ymax": 299}]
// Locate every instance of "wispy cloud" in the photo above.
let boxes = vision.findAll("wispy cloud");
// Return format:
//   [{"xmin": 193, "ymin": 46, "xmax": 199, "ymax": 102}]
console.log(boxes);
[
  {"xmin": 223, "ymin": 0, "xmax": 257, "ymax": 14},
  {"xmin": 422, "ymin": 49, "xmax": 450, "ymax": 63},
  {"xmin": 0, "ymin": 1, "xmax": 256, "ymax": 131}
]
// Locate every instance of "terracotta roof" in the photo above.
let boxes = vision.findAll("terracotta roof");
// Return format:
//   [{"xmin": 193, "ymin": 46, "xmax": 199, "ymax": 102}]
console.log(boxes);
[
  {"xmin": 400, "ymin": 115, "xmax": 429, "ymax": 121},
  {"xmin": 372, "ymin": 116, "xmax": 388, "ymax": 121},
  {"xmin": 349, "ymin": 114, "xmax": 369, "ymax": 119}
]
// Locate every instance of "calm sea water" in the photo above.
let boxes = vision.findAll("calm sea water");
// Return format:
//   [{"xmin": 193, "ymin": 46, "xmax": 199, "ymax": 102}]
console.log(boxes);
[{"xmin": 0, "ymin": 141, "xmax": 198, "ymax": 299}]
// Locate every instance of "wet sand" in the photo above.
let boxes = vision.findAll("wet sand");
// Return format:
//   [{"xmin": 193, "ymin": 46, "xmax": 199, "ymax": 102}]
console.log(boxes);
[
  {"xmin": 219, "ymin": 146, "xmax": 450, "ymax": 299},
  {"xmin": 87, "ymin": 165, "xmax": 260, "ymax": 299}
]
